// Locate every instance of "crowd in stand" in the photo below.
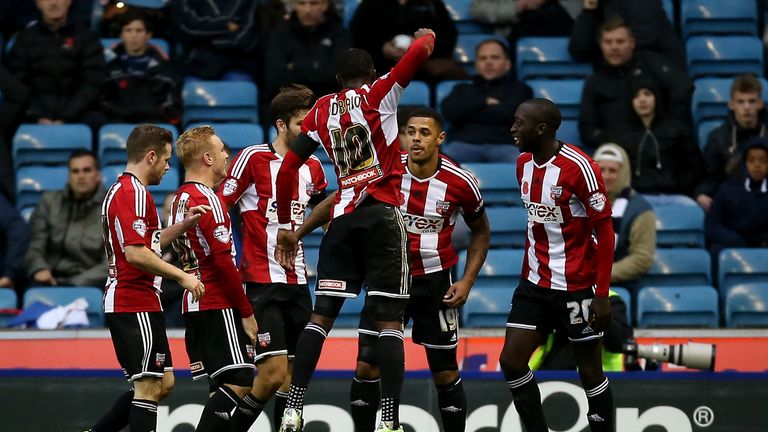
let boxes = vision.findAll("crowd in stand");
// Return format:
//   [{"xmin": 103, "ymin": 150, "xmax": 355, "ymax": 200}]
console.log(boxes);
[{"xmin": 0, "ymin": 0, "xmax": 767, "ymax": 327}]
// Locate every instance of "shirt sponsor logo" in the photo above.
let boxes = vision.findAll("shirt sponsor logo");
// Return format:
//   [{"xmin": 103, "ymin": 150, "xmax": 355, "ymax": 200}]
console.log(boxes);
[
  {"xmin": 213, "ymin": 225, "xmax": 230, "ymax": 243},
  {"xmin": 339, "ymin": 165, "xmax": 383, "ymax": 188},
  {"xmin": 588, "ymin": 192, "xmax": 607, "ymax": 212},
  {"xmin": 150, "ymin": 230, "xmax": 162, "ymax": 254},
  {"xmin": 550, "ymin": 186, "xmax": 563, "ymax": 200},
  {"xmin": 266, "ymin": 199, "xmax": 305, "ymax": 223},
  {"xmin": 132, "ymin": 219, "xmax": 147, "ymax": 237},
  {"xmin": 523, "ymin": 201, "xmax": 564, "ymax": 224},
  {"xmin": 318, "ymin": 279, "xmax": 347, "ymax": 290},
  {"xmin": 402, "ymin": 213, "xmax": 445, "ymax": 234},
  {"xmin": 222, "ymin": 178, "xmax": 238, "ymax": 196},
  {"xmin": 435, "ymin": 200, "xmax": 451, "ymax": 215}
]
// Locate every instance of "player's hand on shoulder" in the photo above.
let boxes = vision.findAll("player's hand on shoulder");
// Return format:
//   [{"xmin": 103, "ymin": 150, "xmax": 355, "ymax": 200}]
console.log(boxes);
[
  {"xmin": 443, "ymin": 278, "xmax": 472, "ymax": 308},
  {"xmin": 241, "ymin": 314, "xmax": 259, "ymax": 347},
  {"xmin": 180, "ymin": 272, "xmax": 205, "ymax": 302},
  {"xmin": 275, "ymin": 229, "xmax": 299, "ymax": 271},
  {"xmin": 182, "ymin": 205, "xmax": 212, "ymax": 229},
  {"xmin": 414, "ymin": 28, "xmax": 436, "ymax": 40},
  {"xmin": 588, "ymin": 296, "xmax": 612, "ymax": 332}
]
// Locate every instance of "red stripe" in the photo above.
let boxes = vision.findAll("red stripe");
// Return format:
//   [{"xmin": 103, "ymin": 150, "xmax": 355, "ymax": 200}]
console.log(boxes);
[
  {"xmin": 405, "ymin": 180, "xmax": 429, "ymax": 273},
  {"xmin": 529, "ymin": 166, "xmax": 552, "ymax": 287}
]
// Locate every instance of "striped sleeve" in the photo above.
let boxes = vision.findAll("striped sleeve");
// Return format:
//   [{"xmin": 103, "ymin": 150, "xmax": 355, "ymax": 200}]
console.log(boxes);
[
  {"xmin": 561, "ymin": 145, "xmax": 611, "ymax": 221},
  {"xmin": 195, "ymin": 184, "xmax": 231, "ymax": 254},
  {"xmin": 443, "ymin": 161, "xmax": 485, "ymax": 218},
  {"xmin": 115, "ymin": 179, "xmax": 150, "ymax": 247},
  {"xmin": 218, "ymin": 145, "xmax": 263, "ymax": 208}
]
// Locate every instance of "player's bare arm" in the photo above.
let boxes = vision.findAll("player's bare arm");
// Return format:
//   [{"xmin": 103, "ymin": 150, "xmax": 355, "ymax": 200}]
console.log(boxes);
[
  {"xmin": 588, "ymin": 217, "xmax": 615, "ymax": 332},
  {"xmin": 159, "ymin": 204, "xmax": 211, "ymax": 249},
  {"xmin": 275, "ymin": 190, "xmax": 337, "ymax": 270},
  {"xmin": 124, "ymin": 244, "xmax": 205, "ymax": 301},
  {"xmin": 444, "ymin": 212, "xmax": 490, "ymax": 308}
]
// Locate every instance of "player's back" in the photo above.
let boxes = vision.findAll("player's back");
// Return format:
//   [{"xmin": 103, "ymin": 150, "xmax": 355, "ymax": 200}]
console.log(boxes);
[{"xmin": 101, "ymin": 173, "xmax": 162, "ymax": 313}]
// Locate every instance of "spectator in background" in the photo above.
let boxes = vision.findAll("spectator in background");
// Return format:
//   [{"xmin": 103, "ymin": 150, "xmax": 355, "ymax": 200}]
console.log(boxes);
[
  {"xmin": 350, "ymin": 0, "xmax": 465, "ymax": 82},
  {"xmin": 593, "ymin": 143, "xmax": 655, "ymax": 287},
  {"xmin": 24, "ymin": 150, "xmax": 107, "ymax": 288},
  {"xmin": 0, "ymin": 0, "xmax": 94, "ymax": 40},
  {"xmin": 0, "ymin": 194, "xmax": 30, "ymax": 293},
  {"xmin": 706, "ymin": 138, "xmax": 768, "ymax": 261},
  {"xmin": 6, "ymin": 0, "xmax": 105, "ymax": 127},
  {"xmin": 264, "ymin": 0, "xmax": 351, "ymax": 101},
  {"xmin": 99, "ymin": 10, "xmax": 182, "ymax": 125},
  {"xmin": 441, "ymin": 39, "xmax": 532, "ymax": 163},
  {"xmin": 611, "ymin": 77, "xmax": 704, "ymax": 196},
  {"xmin": 579, "ymin": 16, "xmax": 693, "ymax": 148},
  {"xmin": 172, "ymin": 0, "xmax": 261, "ymax": 81},
  {"xmin": 568, "ymin": 0, "xmax": 684, "ymax": 69},
  {"xmin": 695, "ymin": 75, "xmax": 768, "ymax": 211},
  {"xmin": 0, "ymin": 64, "xmax": 30, "ymax": 202},
  {"xmin": 469, "ymin": 0, "xmax": 574, "ymax": 39}
]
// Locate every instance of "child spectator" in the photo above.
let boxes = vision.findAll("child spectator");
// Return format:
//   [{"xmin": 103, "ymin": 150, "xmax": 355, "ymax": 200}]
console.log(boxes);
[
  {"xmin": 706, "ymin": 138, "xmax": 768, "ymax": 260},
  {"xmin": 99, "ymin": 10, "xmax": 182, "ymax": 125}
]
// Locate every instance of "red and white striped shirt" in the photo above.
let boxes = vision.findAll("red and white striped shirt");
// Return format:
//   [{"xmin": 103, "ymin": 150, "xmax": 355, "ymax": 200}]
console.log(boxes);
[
  {"xmin": 295, "ymin": 34, "xmax": 435, "ymax": 220},
  {"xmin": 101, "ymin": 173, "xmax": 162, "ymax": 313},
  {"xmin": 171, "ymin": 182, "xmax": 253, "ymax": 317},
  {"xmin": 400, "ymin": 155, "xmax": 484, "ymax": 276},
  {"xmin": 219, "ymin": 144, "xmax": 327, "ymax": 285},
  {"xmin": 518, "ymin": 143, "xmax": 611, "ymax": 291}
]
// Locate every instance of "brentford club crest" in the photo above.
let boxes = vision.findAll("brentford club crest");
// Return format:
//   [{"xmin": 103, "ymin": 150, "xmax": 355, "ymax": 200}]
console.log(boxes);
[
  {"xmin": 435, "ymin": 200, "xmax": 451, "ymax": 215},
  {"xmin": 305, "ymin": 182, "xmax": 316, "ymax": 195},
  {"xmin": 155, "ymin": 353, "xmax": 166, "ymax": 367},
  {"xmin": 550, "ymin": 186, "xmax": 562, "ymax": 200}
]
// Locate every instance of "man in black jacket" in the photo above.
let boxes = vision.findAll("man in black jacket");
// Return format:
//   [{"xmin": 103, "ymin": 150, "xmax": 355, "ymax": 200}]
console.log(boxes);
[
  {"xmin": 440, "ymin": 39, "xmax": 532, "ymax": 163},
  {"xmin": 0, "ymin": 64, "xmax": 29, "ymax": 201},
  {"xmin": 6, "ymin": 0, "xmax": 105, "ymax": 127},
  {"xmin": 695, "ymin": 75, "xmax": 768, "ymax": 211},
  {"xmin": 578, "ymin": 16, "xmax": 692, "ymax": 148},
  {"xmin": 264, "ymin": 0, "xmax": 351, "ymax": 102}
]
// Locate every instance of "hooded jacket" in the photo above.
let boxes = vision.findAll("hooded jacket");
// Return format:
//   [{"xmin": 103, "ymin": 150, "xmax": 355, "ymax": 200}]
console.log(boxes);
[
  {"xmin": 24, "ymin": 183, "xmax": 108, "ymax": 287},
  {"xmin": 705, "ymin": 138, "xmax": 768, "ymax": 251},
  {"xmin": 100, "ymin": 43, "xmax": 182, "ymax": 124},
  {"xmin": 6, "ymin": 20, "xmax": 105, "ymax": 122},
  {"xmin": 695, "ymin": 109, "xmax": 768, "ymax": 199},
  {"xmin": 579, "ymin": 50, "xmax": 693, "ymax": 147},
  {"xmin": 594, "ymin": 144, "xmax": 655, "ymax": 284},
  {"xmin": 264, "ymin": 11, "xmax": 351, "ymax": 101},
  {"xmin": 610, "ymin": 78, "xmax": 704, "ymax": 195}
]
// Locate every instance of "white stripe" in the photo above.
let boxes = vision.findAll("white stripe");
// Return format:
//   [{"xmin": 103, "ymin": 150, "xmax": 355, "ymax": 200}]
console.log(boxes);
[
  {"xmin": 128, "ymin": 371, "xmax": 164, "ymax": 382},
  {"xmin": 394, "ymin": 208, "xmax": 409, "ymax": 295},
  {"xmin": 568, "ymin": 332, "xmax": 604, "ymax": 342},
  {"xmin": 138, "ymin": 313, "xmax": 151, "ymax": 373},
  {"xmin": 506, "ymin": 323, "xmax": 537, "ymax": 330},
  {"xmin": 222, "ymin": 309, "xmax": 241, "ymax": 365},
  {"xmin": 541, "ymin": 165, "xmax": 567, "ymax": 290},
  {"xmin": 227, "ymin": 309, "xmax": 245, "ymax": 364},
  {"xmin": 196, "ymin": 184, "xmax": 226, "ymax": 223},
  {"xmin": 357, "ymin": 329, "xmax": 379, "ymax": 336},
  {"xmin": 353, "ymin": 377, "xmax": 380, "ymax": 383},
  {"xmin": 520, "ymin": 160, "xmax": 540, "ymax": 285},
  {"xmin": 266, "ymin": 160, "xmax": 288, "ymax": 283},
  {"xmin": 315, "ymin": 291, "xmax": 358, "ymax": 298},
  {"xmin": 232, "ymin": 145, "xmax": 269, "ymax": 179},
  {"xmin": 131, "ymin": 177, "xmax": 147, "ymax": 217},
  {"xmin": 506, "ymin": 370, "xmax": 533, "ymax": 388},
  {"xmin": 306, "ymin": 323, "xmax": 328, "ymax": 338},
  {"xmin": 418, "ymin": 179, "xmax": 447, "ymax": 273},
  {"xmin": 420, "ymin": 341, "xmax": 459, "ymax": 349},
  {"xmin": 562, "ymin": 146, "xmax": 598, "ymax": 192},
  {"xmin": 254, "ymin": 349, "xmax": 289, "ymax": 362},
  {"xmin": 333, "ymin": 187, "xmax": 356, "ymax": 219},
  {"xmin": 585, "ymin": 378, "xmax": 609, "ymax": 397},
  {"xmin": 367, "ymin": 291, "xmax": 410, "ymax": 299},
  {"xmin": 442, "ymin": 164, "xmax": 482, "ymax": 201}
]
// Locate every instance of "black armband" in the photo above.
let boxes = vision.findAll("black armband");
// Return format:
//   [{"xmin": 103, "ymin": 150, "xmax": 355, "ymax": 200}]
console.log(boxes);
[{"xmin": 289, "ymin": 133, "xmax": 320, "ymax": 161}]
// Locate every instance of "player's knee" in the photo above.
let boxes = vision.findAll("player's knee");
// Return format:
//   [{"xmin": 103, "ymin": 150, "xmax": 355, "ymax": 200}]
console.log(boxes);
[
  {"xmin": 355, "ymin": 361, "xmax": 380, "ymax": 380},
  {"xmin": 159, "ymin": 374, "xmax": 175, "ymax": 400},
  {"xmin": 258, "ymin": 358, "xmax": 289, "ymax": 391},
  {"xmin": 134, "ymin": 376, "xmax": 164, "ymax": 401},
  {"xmin": 499, "ymin": 350, "xmax": 528, "ymax": 376},
  {"xmin": 432, "ymin": 369, "xmax": 459, "ymax": 386},
  {"xmin": 426, "ymin": 348, "xmax": 459, "ymax": 377},
  {"xmin": 310, "ymin": 313, "xmax": 335, "ymax": 332}
]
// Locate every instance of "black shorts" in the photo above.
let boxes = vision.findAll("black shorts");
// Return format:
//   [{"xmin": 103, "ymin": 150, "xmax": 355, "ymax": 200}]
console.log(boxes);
[
  {"xmin": 359, "ymin": 269, "xmax": 458, "ymax": 349},
  {"xmin": 315, "ymin": 198, "xmax": 410, "ymax": 300},
  {"xmin": 506, "ymin": 279, "xmax": 603, "ymax": 342},
  {"xmin": 184, "ymin": 308, "xmax": 255, "ymax": 386},
  {"xmin": 246, "ymin": 282, "xmax": 312, "ymax": 362},
  {"xmin": 106, "ymin": 312, "xmax": 173, "ymax": 382}
]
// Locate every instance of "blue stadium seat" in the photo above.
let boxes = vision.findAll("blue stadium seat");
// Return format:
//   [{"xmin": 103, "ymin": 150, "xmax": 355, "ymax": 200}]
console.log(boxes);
[
  {"xmin": 637, "ymin": 248, "xmax": 712, "ymax": 287},
  {"xmin": 322, "ymin": 164, "xmax": 338, "ymax": 191},
  {"xmin": 124, "ymin": 0, "xmax": 168, "ymax": 9},
  {"xmin": 654, "ymin": 205, "xmax": 705, "ymax": 248},
  {"xmin": 98, "ymin": 123, "xmax": 179, "ymax": 167},
  {"xmin": 16, "ymin": 166, "xmax": 69, "ymax": 210},
  {"xmin": 718, "ymin": 248, "xmax": 768, "ymax": 293},
  {"xmin": 558, "ymin": 119, "xmax": 582, "ymax": 148},
  {"xmin": 303, "ymin": 247, "xmax": 320, "ymax": 289},
  {"xmin": 485, "ymin": 207, "xmax": 527, "ymax": 248},
  {"xmin": 13, "ymin": 124, "xmax": 92, "ymax": 169},
  {"xmin": 697, "ymin": 119, "xmax": 722, "ymax": 150},
  {"xmin": 527, "ymin": 79, "xmax": 584, "ymax": 119},
  {"xmin": 662, "ymin": 0, "xmax": 674, "ymax": 24},
  {"xmin": 401, "ymin": 81, "xmax": 431, "ymax": 106},
  {"xmin": 611, "ymin": 286, "xmax": 632, "ymax": 322},
  {"xmin": 681, "ymin": 0, "xmax": 758, "ymax": 39},
  {"xmin": 462, "ymin": 163, "xmax": 519, "ymax": 205},
  {"xmin": 101, "ymin": 165, "xmax": 179, "ymax": 211},
  {"xmin": 101, "ymin": 38, "xmax": 170, "ymax": 61},
  {"xmin": 436, "ymin": 80, "xmax": 471, "ymax": 112},
  {"xmin": 464, "ymin": 287, "xmax": 511, "ymax": 327},
  {"xmin": 187, "ymin": 122, "xmax": 264, "ymax": 154},
  {"xmin": 516, "ymin": 37, "xmax": 592, "ymax": 80},
  {"xmin": 444, "ymin": 0, "xmax": 492, "ymax": 34},
  {"xmin": 642, "ymin": 194, "xmax": 698, "ymax": 207},
  {"xmin": 458, "ymin": 249, "xmax": 525, "ymax": 289},
  {"xmin": 23, "ymin": 286, "xmax": 106, "ymax": 327},
  {"xmin": 686, "ymin": 36, "xmax": 764, "ymax": 78},
  {"xmin": 0, "ymin": 288, "xmax": 18, "ymax": 326},
  {"xmin": 344, "ymin": 0, "xmax": 361, "ymax": 27},
  {"xmin": 636, "ymin": 285, "xmax": 719, "ymax": 328},
  {"xmin": 725, "ymin": 283, "xmax": 768, "ymax": 328},
  {"xmin": 454, "ymin": 34, "xmax": 508, "ymax": 66},
  {"xmin": 183, "ymin": 81, "xmax": 259, "ymax": 125}
]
